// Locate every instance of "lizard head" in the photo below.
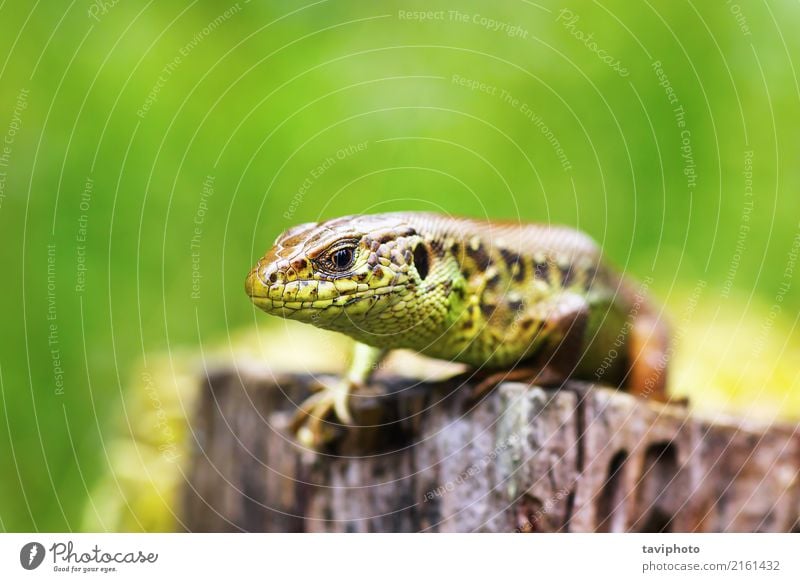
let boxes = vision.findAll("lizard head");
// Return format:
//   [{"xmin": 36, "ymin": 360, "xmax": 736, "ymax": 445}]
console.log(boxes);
[{"xmin": 246, "ymin": 214, "xmax": 456, "ymax": 341}]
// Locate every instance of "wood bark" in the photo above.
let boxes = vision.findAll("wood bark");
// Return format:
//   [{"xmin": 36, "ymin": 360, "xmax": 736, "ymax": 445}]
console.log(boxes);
[{"xmin": 182, "ymin": 369, "xmax": 800, "ymax": 532}]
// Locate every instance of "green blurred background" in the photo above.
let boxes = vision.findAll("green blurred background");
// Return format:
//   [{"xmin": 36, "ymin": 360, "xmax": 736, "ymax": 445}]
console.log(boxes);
[{"xmin": 1, "ymin": 1, "xmax": 799, "ymax": 531}]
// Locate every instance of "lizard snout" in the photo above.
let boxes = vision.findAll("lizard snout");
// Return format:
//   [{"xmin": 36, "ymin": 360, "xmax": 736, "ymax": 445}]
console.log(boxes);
[{"xmin": 245, "ymin": 260, "xmax": 281, "ymax": 299}]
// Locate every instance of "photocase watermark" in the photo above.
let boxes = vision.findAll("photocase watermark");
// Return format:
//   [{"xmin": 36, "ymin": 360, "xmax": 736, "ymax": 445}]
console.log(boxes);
[
  {"xmin": 190, "ymin": 175, "xmax": 214, "ymax": 300},
  {"xmin": 637, "ymin": 278, "xmax": 706, "ymax": 399},
  {"xmin": 284, "ymin": 140, "xmax": 369, "ymax": 220},
  {"xmin": 0, "ymin": 87, "xmax": 29, "ymax": 210},
  {"xmin": 556, "ymin": 9, "xmax": 629, "ymax": 77},
  {"xmin": 514, "ymin": 487, "xmax": 571, "ymax": 532},
  {"xmin": 594, "ymin": 276, "xmax": 653, "ymax": 381},
  {"xmin": 75, "ymin": 176, "xmax": 93, "ymax": 294},
  {"xmin": 451, "ymin": 73, "xmax": 499, "ymax": 97},
  {"xmin": 652, "ymin": 60, "xmax": 697, "ymax": 194},
  {"xmin": 751, "ymin": 223, "xmax": 800, "ymax": 358},
  {"xmin": 397, "ymin": 9, "xmax": 529, "ymax": 38},
  {"xmin": 136, "ymin": 3, "xmax": 243, "ymax": 118},
  {"xmin": 397, "ymin": 9, "xmax": 445, "ymax": 22},
  {"xmin": 721, "ymin": 150, "xmax": 754, "ymax": 298},
  {"xmin": 423, "ymin": 432, "xmax": 522, "ymax": 502},
  {"xmin": 142, "ymin": 370, "xmax": 181, "ymax": 462},
  {"xmin": 448, "ymin": 10, "xmax": 529, "ymax": 39},
  {"xmin": 502, "ymin": 288, "xmax": 534, "ymax": 343},
  {"xmin": 47, "ymin": 244, "xmax": 65, "ymax": 397},
  {"xmin": 43, "ymin": 540, "xmax": 158, "ymax": 574},
  {"xmin": 451, "ymin": 73, "xmax": 572, "ymax": 172},
  {"xmin": 20, "ymin": 542, "xmax": 46, "ymax": 570},
  {"xmin": 726, "ymin": 0, "xmax": 752, "ymax": 37},
  {"xmin": 87, "ymin": 0, "xmax": 121, "ymax": 22}
]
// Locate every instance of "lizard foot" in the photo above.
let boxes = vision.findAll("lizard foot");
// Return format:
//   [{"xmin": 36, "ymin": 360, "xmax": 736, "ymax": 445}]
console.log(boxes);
[{"xmin": 290, "ymin": 378, "xmax": 356, "ymax": 448}]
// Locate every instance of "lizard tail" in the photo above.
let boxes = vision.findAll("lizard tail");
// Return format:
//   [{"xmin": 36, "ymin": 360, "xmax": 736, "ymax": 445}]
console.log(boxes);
[
  {"xmin": 613, "ymin": 274, "xmax": 672, "ymax": 403},
  {"xmin": 628, "ymin": 315, "xmax": 670, "ymax": 402}
]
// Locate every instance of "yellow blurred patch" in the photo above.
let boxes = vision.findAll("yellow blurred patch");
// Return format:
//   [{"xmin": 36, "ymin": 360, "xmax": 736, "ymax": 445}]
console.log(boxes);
[{"xmin": 669, "ymin": 292, "xmax": 800, "ymax": 421}]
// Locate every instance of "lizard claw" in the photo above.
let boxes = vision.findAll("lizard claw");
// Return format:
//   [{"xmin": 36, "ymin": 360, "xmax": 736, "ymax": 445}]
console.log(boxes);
[
  {"xmin": 332, "ymin": 381, "xmax": 354, "ymax": 425},
  {"xmin": 290, "ymin": 378, "xmax": 356, "ymax": 447}
]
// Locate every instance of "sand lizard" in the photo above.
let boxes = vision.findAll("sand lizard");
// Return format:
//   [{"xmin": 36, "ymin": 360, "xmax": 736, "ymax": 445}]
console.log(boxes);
[{"xmin": 246, "ymin": 212, "xmax": 670, "ymax": 446}]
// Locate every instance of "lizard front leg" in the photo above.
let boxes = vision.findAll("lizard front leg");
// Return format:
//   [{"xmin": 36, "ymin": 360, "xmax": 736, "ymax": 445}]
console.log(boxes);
[{"xmin": 291, "ymin": 342, "xmax": 387, "ymax": 447}]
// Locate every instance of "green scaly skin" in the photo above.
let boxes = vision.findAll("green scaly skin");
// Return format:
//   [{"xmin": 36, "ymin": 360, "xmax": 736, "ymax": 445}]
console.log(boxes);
[{"xmin": 246, "ymin": 212, "xmax": 670, "ymax": 446}]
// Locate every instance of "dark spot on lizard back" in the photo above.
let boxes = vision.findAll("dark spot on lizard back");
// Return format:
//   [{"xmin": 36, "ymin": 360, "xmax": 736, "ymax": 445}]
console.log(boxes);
[
  {"xmin": 534, "ymin": 260, "xmax": 549, "ymax": 282},
  {"xmin": 583, "ymin": 264, "xmax": 602, "ymax": 290},
  {"xmin": 373, "ymin": 226, "xmax": 415, "ymax": 244},
  {"xmin": 499, "ymin": 248, "xmax": 525, "ymax": 282},
  {"xmin": 485, "ymin": 270, "xmax": 501, "ymax": 289},
  {"xmin": 560, "ymin": 264, "xmax": 574, "ymax": 287},
  {"xmin": 480, "ymin": 302, "xmax": 498, "ymax": 318},
  {"xmin": 466, "ymin": 242, "xmax": 492, "ymax": 271},
  {"xmin": 374, "ymin": 232, "xmax": 395, "ymax": 243},
  {"xmin": 428, "ymin": 238, "xmax": 444, "ymax": 256}
]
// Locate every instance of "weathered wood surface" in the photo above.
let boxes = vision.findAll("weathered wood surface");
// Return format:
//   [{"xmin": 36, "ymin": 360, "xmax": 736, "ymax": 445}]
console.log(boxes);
[{"xmin": 182, "ymin": 368, "xmax": 800, "ymax": 532}]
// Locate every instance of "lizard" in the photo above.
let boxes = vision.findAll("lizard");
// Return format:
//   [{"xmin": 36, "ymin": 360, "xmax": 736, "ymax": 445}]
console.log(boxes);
[{"xmin": 245, "ymin": 212, "xmax": 671, "ymax": 447}]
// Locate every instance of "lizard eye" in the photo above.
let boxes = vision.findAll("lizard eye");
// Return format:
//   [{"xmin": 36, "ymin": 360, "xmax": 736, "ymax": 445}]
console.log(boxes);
[{"xmin": 330, "ymin": 247, "xmax": 355, "ymax": 270}]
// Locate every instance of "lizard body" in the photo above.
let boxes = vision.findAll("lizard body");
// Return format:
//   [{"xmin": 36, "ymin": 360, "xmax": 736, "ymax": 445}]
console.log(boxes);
[{"xmin": 246, "ymin": 212, "xmax": 670, "ymax": 444}]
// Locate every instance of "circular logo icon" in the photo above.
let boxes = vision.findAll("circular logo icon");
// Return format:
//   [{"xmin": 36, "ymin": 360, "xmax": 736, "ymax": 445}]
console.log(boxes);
[{"xmin": 19, "ymin": 542, "xmax": 45, "ymax": 570}]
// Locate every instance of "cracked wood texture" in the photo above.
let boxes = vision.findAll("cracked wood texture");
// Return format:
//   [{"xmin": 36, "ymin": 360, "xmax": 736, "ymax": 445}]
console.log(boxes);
[{"xmin": 182, "ymin": 368, "xmax": 800, "ymax": 532}]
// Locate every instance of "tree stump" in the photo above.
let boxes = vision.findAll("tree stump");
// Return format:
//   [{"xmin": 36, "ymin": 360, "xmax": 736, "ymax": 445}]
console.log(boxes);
[{"xmin": 182, "ymin": 368, "xmax": 800, "ymax": 532}]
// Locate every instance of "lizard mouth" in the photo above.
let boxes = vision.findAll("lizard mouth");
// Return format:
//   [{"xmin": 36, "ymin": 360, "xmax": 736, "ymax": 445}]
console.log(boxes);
[{"xmin": 249, "ymin": 283, "xmax": 406, "ymax": 310}]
